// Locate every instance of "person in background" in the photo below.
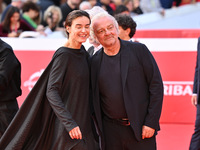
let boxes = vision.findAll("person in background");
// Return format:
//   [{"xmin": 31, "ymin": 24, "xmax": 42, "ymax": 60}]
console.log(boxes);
[
  {"xmin": 79, "ymin": 1, "xmax": 92, "ymax": 10},
  {"xmin": 85, "ymin": 6, "xmax": 106, "ymax": 56},
  {"xmin": 140, "ymin": 0, "xmax": 165, "ymax": 16},
  {"xmin": 1, "ymin": 0, "xmax": 24, "ymax": 22},
  {"xmin": 37, "ymin": 0, "xmax": 61, "ymax": 21},
  {"xmin": 43, "ymin": 5, "xmax": 65, "ymax": 37},
  {"xmin": 173, "ymin": 0, "xmax": 182, "ymax": 7},
  {"xmin": 0, "ymin": 38, "xmax": 21, "ymax": 138},
  {"xmin": 160, "ymin": 0, "xmax": 183, "ymax": 9},
  {"xmin": 0, "ymin": 0, "xmax": 7, "ymax": 21},
  {"xmin": 122, "ymin": 0, "xmax": 142, "ymax": 16},
  {"xmin": 21, "ymin": 1, "xmax": 43, "ymax": 31},
  {"xmin": 0, "ymin": 10, "xmax": 99, "ymax": 150},
  {"xmin": 3, "ymin": 0, "xmax": 11, "ymax": 5},
  {"xmin": 114, "ymin": 5, "xmax": 130, "ymax": 15},
  {"xmin": 111, "ymin": 0, "xmax": 122, "ymax": 10},
  {"xmin": 90, "ymin": 12, "xmax": 163, "ymax": 150},
  {"xmin": 95, "ymin": 0, "xmax": 114, "ymax": 15},
  {"xmin": 88, "ymin": 0, "xmax": 97, "ymax": 8},
  {"xmin": 59, "ymin": 0, "xmax": 81, "ymax": 27},
  {"xmin": 123, "ymin": 0, "xmax": 133, "ymax": 14},
  {"xmin": 87, "ymin": 35, "xmax": 102, "ymax": 56},
  {"xmin": 191, "ymin": 0, "xmax": 197, "ymax": 4},
  {"xmin": 189, "ymin": 37, "xmax": 200, "ymax": 150},
  {"xmin": 114, "ymin": 14, "xmax": 137, "ymax": 41},
  {"xmin": 0, "ymin": 6, "xmax": 35, "ymax": 37},
  {"xmin": 132, "ymin": 0, "xmax": 143, "ymax": 15},
  {"xmin": 160, "ymin": 0, "xmax": 174, "ymax": 8}
]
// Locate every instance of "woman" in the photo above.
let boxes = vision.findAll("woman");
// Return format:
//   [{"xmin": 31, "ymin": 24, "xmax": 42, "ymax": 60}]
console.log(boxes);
[
  {"xmin": 0, "ymin": 10, "xmax": 98, "ymax": 150},
  {"xmin": 0, "ymin": 6, "xmax": 35, "ymax": 37},
  {"xmin": 43, "ymin": 5, "xmax": 65, "ymax": 37}
]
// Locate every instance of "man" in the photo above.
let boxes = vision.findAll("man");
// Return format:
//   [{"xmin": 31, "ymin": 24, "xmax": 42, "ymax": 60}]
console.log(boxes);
[
  {"xmin": 114, "ymin": 5, "xmax": 130, "ymax": 15},
  {"xmin": 189, "ymin": 37, "xmax": 200, "ymax": 150},
  {"xmin": 59, "ymin": 0, "xmax": 81, "ymax": 27},
  {"xmin": 95, "ymin": 0, "xmax": 114, "ymax": 15},
  {"xmin": 0, "ymin": 38, "xmax": 21, "ymax": 138},
  {"xmin": 114, "ymin": 14, "xmax": 137, "ymax": 41},
  {"xmin": 86, "ymin": 6, "xmax": 106, "ymax": 56},
  {"xmin": 90, "ymin": 12, "xmax": 163, "ymax": 150}
]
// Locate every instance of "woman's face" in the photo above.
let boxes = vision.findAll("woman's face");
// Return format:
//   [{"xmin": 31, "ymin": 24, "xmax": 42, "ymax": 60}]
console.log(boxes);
[
  {"xmin": 10, "ymin": 12, "xmax": 20, "ymax": 24},
  {"xmin": 29, "ymin": 9, "xmax": 39, "ymax": 20},
  {"xmin": 51, "ymin": 11, "xmax": 59, "ymax": 24},
  {"xmin": 47, "ymin": 10, "xmax": 60, "ymax": 25},
  {"xmin": 126, "ymin": 1, "xmax": 133, "ymax": 12},
  {"xmin": 66, "ymin": 16, "xmax": 90, "ymax": 44}
]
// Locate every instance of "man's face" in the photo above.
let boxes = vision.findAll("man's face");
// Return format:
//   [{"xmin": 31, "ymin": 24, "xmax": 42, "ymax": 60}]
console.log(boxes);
[
  {"xmin": 93, "ymin": 16, "xmax": 118, "ymax": 48},
  {"xmin": 118, "ymin": 26, "xmax": 130, "ymax": 40}
]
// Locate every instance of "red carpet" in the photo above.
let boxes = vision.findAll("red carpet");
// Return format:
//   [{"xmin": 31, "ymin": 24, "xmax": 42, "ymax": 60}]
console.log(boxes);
[{"xmin": 157, "ymin": 123, "xmax": 194, "ymax": 150}]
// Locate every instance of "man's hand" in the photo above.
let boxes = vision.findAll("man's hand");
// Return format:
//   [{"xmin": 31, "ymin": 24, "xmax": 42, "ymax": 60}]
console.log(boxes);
[
  {"xmin": 69, "ymin": 126, "xmax": 82, "ymax": 139},
  {"xmin": 142, "ymin": 125, "xmax": 155, "ymax": 139},
  {"xmin": 191, "ymin": 95, "xmax": 197, "ymax": 106}
]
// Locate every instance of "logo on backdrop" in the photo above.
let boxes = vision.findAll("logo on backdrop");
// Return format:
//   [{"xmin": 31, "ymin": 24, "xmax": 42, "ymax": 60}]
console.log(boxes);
[
  {"xmin": 164, "ymin": 81, "xmax": 193, "ymax": 96},
  {"xmin": 24, "ymin": 69, "xmax": 44, "ymax": 91},
  {"xmin": 24, "ymin": 70, "xmax": 193, "ymax": 96}
]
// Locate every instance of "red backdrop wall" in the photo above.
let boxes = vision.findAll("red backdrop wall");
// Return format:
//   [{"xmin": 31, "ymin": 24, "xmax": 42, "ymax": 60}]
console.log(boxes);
[{"xmin": 3, "ymin": 29, "xmax": 199, "ymax": 125}]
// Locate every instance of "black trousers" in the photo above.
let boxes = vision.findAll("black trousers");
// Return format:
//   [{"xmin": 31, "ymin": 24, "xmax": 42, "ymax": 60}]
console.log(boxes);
[
  {"xmin": 0, "ymin": 100, "xmax": 19, "ymax": 138},
  {"xmin": 190, "ymin": 104, "xmax": 200, "ymax": 150},
  {"xmin": 71, "ymin": 131, "xmax": 100, "ymax": 150},
  {"xmin": 103, "ymin": 117, "xmax": 156, "ymax": 150}
]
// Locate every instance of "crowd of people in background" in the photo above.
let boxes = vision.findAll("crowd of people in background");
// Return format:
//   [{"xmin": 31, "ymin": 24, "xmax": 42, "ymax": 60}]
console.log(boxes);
[{"xmin": 0, "ymin": 0, "xmax": 199, "ymax": 38}]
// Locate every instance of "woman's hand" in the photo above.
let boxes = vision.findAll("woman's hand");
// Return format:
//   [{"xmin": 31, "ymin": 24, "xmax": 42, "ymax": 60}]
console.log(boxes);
[
  {"xmin": 7, "ymin": 32, "xmax": 18, "ymax": 37},
  {"xmin": 69, "ymin": 126, "xmax": 82, "ymax": 139}
]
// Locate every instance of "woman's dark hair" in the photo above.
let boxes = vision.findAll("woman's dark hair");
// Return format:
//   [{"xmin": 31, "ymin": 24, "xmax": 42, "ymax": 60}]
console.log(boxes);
[
  {"xmin": 64, "ymin": 10, "xmax": 91, "ymax": 37},
  {"xmin": 2, "ymin": 6, "xmax": 20, "ymax": 33}
]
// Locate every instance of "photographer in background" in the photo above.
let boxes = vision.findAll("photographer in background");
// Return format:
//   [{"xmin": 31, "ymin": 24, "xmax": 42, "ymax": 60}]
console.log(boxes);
[{"xmin": 43, "ymin": 5, "xmax": 65, "ymax": 37}]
